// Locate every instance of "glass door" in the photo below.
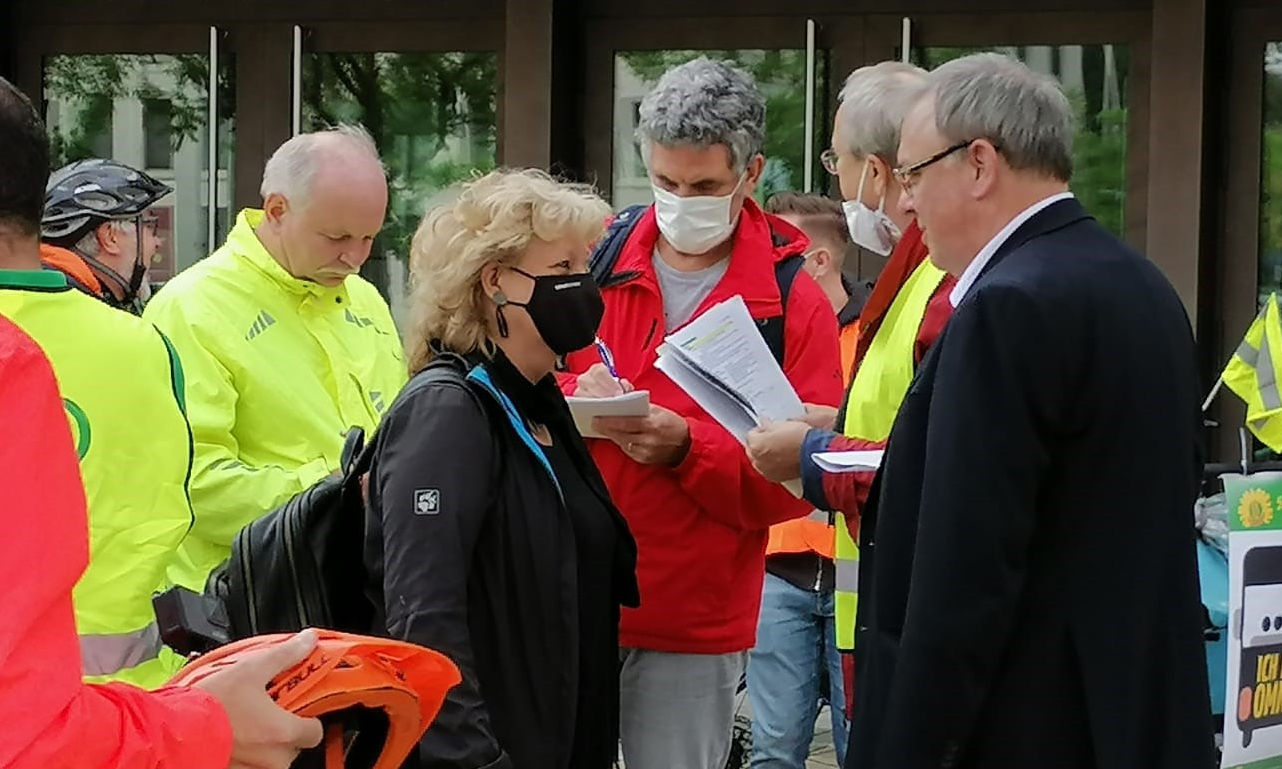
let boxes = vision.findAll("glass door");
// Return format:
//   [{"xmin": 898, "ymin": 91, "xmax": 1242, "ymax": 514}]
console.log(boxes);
[
  {"xmin": 1215, "ymin": 8, "xmax": 1282, "ymax": 460},
  {"xmin": 583, "ymin": 16, "xmax": 838, "ymax": 208},
  {"xmin": 18, "ymin": 25, "xmax": 236, "ymax": 283},
  {"xmin": 296, "ymin": 21, "xmax": 500, "ymax": 325},
  {"xmin": 863, "ymin": 12, "xmax": 1151, "ymax": 250}
]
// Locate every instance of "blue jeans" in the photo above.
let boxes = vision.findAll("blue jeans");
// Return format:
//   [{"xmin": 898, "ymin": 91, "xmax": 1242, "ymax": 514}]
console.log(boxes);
[{"xmin": 748, "ymin": 572, "xmax": 848, "ymax": 769}]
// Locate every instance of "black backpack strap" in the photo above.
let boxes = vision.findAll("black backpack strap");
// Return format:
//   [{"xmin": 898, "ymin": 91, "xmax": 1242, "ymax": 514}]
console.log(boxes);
[
  {"xmin": 590, "ymin": 204, "xmax": 648, "ymax": 289},
  {"xmin": 759, "ymin": 253, "xmax": 805, "ymax": 367},
  {"xmin": 345, "ymin": 352, "xmax": 473, "ymax": 480}
]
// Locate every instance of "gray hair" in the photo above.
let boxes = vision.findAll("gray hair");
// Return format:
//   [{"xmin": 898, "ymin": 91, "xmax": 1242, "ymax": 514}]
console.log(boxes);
[
  {"xmin": 925, "ymin": 52, "xmax": 1074, "ymax": 182},
  {"xmin": 837, "ymin": 61, "xmax": 928, "ymax": 162},
  {"xmin": 76, "ymin": 219, "xmax": 132, "ymax": 257},
  {"xmin": 259, "ymin": 124, "xmax": 383, "ymax": 207},
  {"xmin": 635, "ymin": 57, "xmax": 766, "ymax": 174}
]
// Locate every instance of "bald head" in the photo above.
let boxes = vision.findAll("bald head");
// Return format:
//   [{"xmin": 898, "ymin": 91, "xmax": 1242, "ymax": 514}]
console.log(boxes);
[
  {"xmin": 260, "ymin": 124, "xmax": 386, "ymax": 210},
  {"xmin": 255, "ymin": 125, "xmax": 388, "ymax": 287}
]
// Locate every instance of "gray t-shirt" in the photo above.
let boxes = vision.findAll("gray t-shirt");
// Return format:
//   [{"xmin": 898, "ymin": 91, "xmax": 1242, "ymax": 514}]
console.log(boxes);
[{"xmin": 652, "ymin": 248, "xmax": 730, "ymax": 331}]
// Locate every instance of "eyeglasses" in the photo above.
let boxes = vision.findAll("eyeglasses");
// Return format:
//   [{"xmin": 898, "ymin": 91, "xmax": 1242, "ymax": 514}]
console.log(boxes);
[
  {"xmin": 820, "ymin": 148, "xmax": 840, "ymax": 176},
  {"xmin": 893, "ymin": 140, "xmax": 986, "ymax": 195}
]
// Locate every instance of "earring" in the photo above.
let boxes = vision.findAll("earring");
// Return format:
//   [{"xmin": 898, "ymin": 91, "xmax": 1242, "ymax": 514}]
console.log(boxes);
[{"xmin": 495, "ymin": 304, "xmax": 510, "ymax": 338}]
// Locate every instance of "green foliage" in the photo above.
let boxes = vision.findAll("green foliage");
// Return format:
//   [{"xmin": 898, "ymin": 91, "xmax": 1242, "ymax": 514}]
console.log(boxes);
[
  {"xmin": 44, "ymin": 54, "xmax": 232, "ymax": 168},
  {"xmin": 916, "ymin": 46, "xmax": 1129, "ymax": 239},
  {"xmin": 302, "ymin": 52, "xmax": 498, "ymax": 261},
  {"xmin": 618, "ymin": 49, "xmax": 824, "ymax": 201},
  {"xmin": 1073, "ymin": 106, "xmax": 1127, "ymax": 237}
]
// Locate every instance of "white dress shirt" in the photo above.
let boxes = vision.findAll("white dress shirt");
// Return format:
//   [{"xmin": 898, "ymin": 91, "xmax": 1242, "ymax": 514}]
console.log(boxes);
[{"xmin": 949, "ymin": 192, "xmax": 1076, "ymax": 307}]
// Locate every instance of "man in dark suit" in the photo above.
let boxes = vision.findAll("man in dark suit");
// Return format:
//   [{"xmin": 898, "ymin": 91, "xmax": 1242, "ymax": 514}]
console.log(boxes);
[{"xmin": 843, "ymin": 53, "xmax": 1214, "ymax": 769}]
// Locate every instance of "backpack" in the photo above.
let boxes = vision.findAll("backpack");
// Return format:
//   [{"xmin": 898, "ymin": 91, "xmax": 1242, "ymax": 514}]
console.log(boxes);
[
  {"xmin": 204, "ymin": 355, "xmax": 479, "ymax": 640},
  {"xmin": 589, "ymin": 204, "xmax": 805, "ymax": 365}
]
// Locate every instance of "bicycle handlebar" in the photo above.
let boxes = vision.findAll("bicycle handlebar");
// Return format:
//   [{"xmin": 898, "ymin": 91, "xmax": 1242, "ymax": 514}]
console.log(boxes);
[{"xmin": 1204, "ymin": 461, "xmax": 1282, "ymax": 478}]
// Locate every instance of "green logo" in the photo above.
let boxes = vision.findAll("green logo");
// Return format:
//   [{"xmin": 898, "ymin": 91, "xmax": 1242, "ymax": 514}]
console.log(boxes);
[{"xmin": 64, "ymin": 398, "xmax": 91, "ymax": 459}]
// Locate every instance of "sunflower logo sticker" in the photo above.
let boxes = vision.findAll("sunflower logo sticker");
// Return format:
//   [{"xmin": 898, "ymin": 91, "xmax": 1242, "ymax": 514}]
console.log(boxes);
[{"xmin": 1240, "ymin": 489, "xmax": 1276, "ymax": 529}]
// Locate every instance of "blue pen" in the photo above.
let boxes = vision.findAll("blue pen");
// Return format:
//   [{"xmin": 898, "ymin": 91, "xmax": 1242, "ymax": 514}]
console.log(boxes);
[{"xmin": 594, "ymin": 336, "xmax": 621, "ymax": 380}]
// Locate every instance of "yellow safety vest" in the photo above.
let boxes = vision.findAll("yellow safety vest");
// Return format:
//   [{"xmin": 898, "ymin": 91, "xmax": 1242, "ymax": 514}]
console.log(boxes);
[
  {"xmin": 145, "ymin": 209, "xmax": 407, "ymax": 590},
  {"xmin": 0, "ymin": 269, "xmax": 191, "ymax": 687},
  {"xmin": 833, "ymin": 257, "xmax": 947, "ymax": 650}
]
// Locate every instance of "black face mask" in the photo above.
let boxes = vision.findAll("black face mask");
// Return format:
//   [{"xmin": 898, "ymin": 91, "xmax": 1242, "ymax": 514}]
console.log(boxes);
[{"xmin": 496, "ymin": 267, "xmax": 605, "ymax": 356}]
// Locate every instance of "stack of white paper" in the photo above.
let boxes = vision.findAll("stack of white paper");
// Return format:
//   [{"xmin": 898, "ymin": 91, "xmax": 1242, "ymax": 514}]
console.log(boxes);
[
  {"xmin": 654, "ymin": 295, "xmax": 805, "ymax": 442},
  {"xmin": 567, "ymin": 390, "xmax": 651, "ymax": 438},
  {"xmin": 810, "ymin": 450, "xmax": 885, "ymax": 473}
]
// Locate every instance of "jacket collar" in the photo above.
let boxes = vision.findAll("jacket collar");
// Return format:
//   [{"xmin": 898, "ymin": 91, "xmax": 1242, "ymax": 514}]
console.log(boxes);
[
  {"xmin": 228, "ymin": 209, "xmax": 351, "ymax": 301},
  {"xmin": 0, "ymin": 268, "xmax": 71, "ymax": 291},
  {"xmin": 837, "ymin": 275, "xmax": 869, "ymax": 328},
  {"xmin": 465, "ymin": 363, "xmax": 562, "ymax": 499},
  {"xmin": 975, "ymin": 196, "xmax": 1091, "ymax": 286},
  {"xmin": 39, "ymin": 244, "xmax": 104, "ymax": 295},
  {"xmin": 612, "ymin": 197, "xmax": 809, "ymax": 315}
]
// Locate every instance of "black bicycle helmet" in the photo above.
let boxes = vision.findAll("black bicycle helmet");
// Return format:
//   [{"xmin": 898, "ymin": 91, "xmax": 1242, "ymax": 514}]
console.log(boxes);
[{"xmin": 41, "ymin": 159, "xmax": 172, "ymax": 247}]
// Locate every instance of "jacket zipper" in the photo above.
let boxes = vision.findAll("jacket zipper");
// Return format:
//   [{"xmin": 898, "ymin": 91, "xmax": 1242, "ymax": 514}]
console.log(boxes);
[{"xmin": 642, "ymin": 319, "xmax": 658, "ymax": 350}]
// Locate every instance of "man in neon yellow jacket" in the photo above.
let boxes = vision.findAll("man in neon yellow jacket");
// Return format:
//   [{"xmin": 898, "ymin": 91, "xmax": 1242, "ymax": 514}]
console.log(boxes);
[{"xmin": 145, "ymin": 125, "xmax": 406, "ymax": 591}]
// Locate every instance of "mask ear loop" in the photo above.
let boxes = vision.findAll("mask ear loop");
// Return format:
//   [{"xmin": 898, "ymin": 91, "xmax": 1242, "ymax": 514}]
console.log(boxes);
[
  {"xmin": 869, "ymin": 160, "xmax": 890, "ymax": 215},
  {"xmin": 855, "ymin": 158, "xmax": 872, "ymax": 206}
]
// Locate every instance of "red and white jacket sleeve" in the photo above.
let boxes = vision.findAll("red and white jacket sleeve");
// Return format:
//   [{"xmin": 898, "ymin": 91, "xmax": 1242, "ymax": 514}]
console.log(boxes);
[
  {"xmin": 798, "ymin": 277, "xmax": 956, "ymax": 526},
  {"xmin": 0, "ymin": 317, "xmax": 232, "ymax": 769}
]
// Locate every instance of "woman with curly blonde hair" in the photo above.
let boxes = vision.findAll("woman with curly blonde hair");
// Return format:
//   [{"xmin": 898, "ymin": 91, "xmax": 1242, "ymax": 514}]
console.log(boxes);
[{"xmin": 364, "ymin": 169, "xmax": 638, "ymax": 769}]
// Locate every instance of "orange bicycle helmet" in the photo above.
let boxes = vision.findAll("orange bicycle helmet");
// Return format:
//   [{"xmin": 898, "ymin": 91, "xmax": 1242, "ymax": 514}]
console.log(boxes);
[{"xmin": 171, "ymin": 631, "xmax": 461, "ymax": 769}]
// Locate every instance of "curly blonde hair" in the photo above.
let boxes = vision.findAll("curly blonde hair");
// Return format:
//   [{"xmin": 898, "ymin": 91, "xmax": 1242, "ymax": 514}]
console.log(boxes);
[{"xmin": 406, "ymin": 168, "xmax": 611, "ymax": 372}]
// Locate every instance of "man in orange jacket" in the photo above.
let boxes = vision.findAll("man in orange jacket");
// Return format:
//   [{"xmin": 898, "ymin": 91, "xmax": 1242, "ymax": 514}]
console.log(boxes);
[{"xmin": 0, "ymin": 74, "xmax": 322, "ymax": 769}]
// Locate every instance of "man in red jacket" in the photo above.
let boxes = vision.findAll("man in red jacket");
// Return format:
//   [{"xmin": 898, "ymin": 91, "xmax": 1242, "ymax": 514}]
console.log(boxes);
[
  {"xmin": 563, "ymin": 58, "xmax": 843, "ymax": 769},
  {"xmin": 0, "ymin": 74, "xmax": 321, "ymax": 769}
]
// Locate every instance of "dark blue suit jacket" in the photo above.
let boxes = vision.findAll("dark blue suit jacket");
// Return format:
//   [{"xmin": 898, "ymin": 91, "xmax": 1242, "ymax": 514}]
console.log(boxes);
[{"xmin": 846, "ymin": 198, "xmax": 1214, "ymax": 769}]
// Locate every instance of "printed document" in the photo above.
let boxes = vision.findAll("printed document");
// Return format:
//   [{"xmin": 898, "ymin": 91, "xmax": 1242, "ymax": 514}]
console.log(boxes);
[{"xmin": 655, "ymin": 295, "xmax": 805, "ymax": 442}]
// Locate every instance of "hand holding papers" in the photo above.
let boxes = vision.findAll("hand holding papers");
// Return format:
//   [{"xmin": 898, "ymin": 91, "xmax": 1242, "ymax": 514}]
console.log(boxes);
[
  {"xmin": 655, "ymin": 295, "xmax": 805, "ymax": 443},
  {"xmin": 655, "ymin": 296, "xmax": 807, "ymax": 496}
]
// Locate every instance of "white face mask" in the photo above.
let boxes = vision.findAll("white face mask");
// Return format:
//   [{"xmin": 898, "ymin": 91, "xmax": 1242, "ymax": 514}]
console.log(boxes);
[
  {"xmin": 652, "ymin": 172, "xmax": 746, "ymax": 255},
  {"xmin": 842, "ymin": 160, "xmax": 901, "ymax": 257}
]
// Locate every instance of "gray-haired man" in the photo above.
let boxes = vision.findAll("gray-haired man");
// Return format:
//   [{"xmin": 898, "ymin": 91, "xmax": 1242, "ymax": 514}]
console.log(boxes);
[
  {"xmin": 564, "ymin": 58, "xmax": 843, "ymax": 769},
  {"xmin": 845, "ymin": 52, "xmax": 1214, "ymax": 769}
]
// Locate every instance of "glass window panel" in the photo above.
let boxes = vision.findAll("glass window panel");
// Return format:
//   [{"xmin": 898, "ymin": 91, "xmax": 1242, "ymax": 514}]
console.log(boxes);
[
  {"xmin": 302, "ymin": 51, "xmax": 498, "ymax": 324},
  {"xmin": 43, "ymin": 53, "xmax": 237, "ymax": 282},
  {"xmin": 1261, "ymin": 43, "xmax": 1282, "ymax": 305},
  {"xmin": 914, "ymin": 45, "xmax": 1129, "ymax": 238},
  {"xmin": 143, "ymin": 97, "xmax": 174, "ymax": 170},
  {"xmin": 613, "ymin": 49, "xmax": 824, "ymax": 208}
]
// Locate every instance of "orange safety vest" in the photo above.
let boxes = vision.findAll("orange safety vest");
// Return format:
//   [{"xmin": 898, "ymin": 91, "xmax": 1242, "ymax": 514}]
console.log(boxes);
[
  {"xmin": 839, "ymin": 320, "xmax": 859, "ymax": 385},
  {"xmin": 764, "ymin": 317, "xmax": 858, "ymax": 561}
]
